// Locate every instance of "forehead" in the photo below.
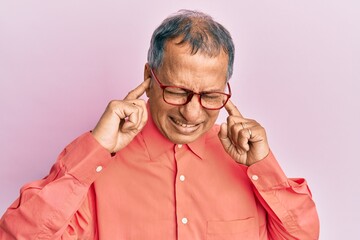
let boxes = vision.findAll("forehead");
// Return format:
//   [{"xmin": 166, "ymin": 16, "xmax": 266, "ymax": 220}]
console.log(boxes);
[
  {"xmin": 162, "ymin": 37, "xmax": 228, "ymax": 65},
  {"xmin": 159, "ymin": 39, "xmax": 228, "ymax": 89}
]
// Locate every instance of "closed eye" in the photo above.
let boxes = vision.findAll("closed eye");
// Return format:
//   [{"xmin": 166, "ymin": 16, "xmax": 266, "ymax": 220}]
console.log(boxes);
[
  {"xmin": 165, "ymin": 87, "xmax": 189, "ymax": 96},
  {"xmin": 201, "ymin": 93, "xmax": 223, "ymax": 100}
]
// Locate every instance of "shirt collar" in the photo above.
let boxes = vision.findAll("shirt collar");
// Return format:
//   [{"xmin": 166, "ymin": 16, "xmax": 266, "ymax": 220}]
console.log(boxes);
[{"xmin": 141, "ymin": 103, "xmax": 210, "ymax": 161}]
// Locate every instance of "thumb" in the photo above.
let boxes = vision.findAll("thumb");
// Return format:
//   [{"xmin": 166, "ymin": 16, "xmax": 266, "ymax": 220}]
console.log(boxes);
[{"xmin": 218, "ymin": 123, "xmax": 231, "ymax": 149}]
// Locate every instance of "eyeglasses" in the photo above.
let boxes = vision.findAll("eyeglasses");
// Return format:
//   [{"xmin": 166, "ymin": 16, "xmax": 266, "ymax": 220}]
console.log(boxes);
[{"xmin": 150, "ymin": 68, "xmax": 231, "ymax": 110}]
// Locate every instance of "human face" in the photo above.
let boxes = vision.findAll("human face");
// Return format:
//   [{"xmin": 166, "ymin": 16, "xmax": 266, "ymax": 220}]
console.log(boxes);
[{"xmin": 145, "ymin": 40, "xmax": 229, "ymax": 144}]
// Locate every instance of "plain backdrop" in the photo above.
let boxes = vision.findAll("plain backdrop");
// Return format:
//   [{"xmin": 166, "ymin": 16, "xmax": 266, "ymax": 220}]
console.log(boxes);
[{"xmin": 0, "ymin": 1, "xmax": 359, "ymax": 239}]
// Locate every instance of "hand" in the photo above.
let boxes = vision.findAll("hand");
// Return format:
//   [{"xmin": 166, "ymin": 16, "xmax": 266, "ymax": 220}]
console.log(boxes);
[
  {"xmin": 218, "ymin": 100, "xmax": 270, "ymax": 166},
  {"xmin": 91, "ymin": 78, "xmax": 151, "ymax": 153}
]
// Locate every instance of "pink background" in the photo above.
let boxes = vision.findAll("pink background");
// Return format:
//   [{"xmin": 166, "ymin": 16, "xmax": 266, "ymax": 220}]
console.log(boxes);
[{"xmin": 1, "ymin": 1, "xmax": 359, "ymax": 239}]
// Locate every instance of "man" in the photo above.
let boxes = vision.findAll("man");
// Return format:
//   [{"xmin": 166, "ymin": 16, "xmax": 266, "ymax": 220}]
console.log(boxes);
[{"xmin": 0, "ymin": 10, "xmax": 319, "ymax": 239}]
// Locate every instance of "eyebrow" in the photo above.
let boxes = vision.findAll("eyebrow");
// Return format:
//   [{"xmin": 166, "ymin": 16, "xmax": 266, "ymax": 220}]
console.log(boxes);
[
  {"xmin": 167, "ymin": 81, "xmax": 226, "ymax": 93},
  {"xmin": 154, "ymin": 69, "xmax": 227, "ymax": 93}
]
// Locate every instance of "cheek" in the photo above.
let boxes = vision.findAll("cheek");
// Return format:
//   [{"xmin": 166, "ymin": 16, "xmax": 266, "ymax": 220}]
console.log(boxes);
[
  {"xmin": 148, "ymin": 83, "xmax": 159, "ymax": 100},
  {"xmin": 148, "ymin": 87, "xmax": 164, "ymax": 110},
  {"xmin": 205, "ymin": 110, "xmax": 220, "ymax": 124},
  {"xmin": 149, "ymin": 96, "xmax": 173, "ymax": 119}
]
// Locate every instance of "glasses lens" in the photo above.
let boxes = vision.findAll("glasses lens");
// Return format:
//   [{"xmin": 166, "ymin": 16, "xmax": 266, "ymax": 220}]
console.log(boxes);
[
  {"xmin": 201, "ymin": 93, "xmax": 229, "ymax": 109},
  {"xmin": 163, "ymin": 87, "xmax": 189, "ymax": 105}
]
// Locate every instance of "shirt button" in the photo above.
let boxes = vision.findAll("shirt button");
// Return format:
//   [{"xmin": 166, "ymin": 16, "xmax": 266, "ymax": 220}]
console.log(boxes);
[
  {"xmin": 181, "ymin": 217, "xmax": 188, "ymax": 224},
  {"xmin": 96, "ymin": 166, "xmax": 103, "ymax": 173},
  {"xmin": 252, "ymin": 175, "xmax": 259, "ymax": 181},
  {"xmin": 177, "ymin": 144, "xmax": 183, "ymax": 148},
  {"xmin": 179, "ymin": 175, "xmax": 185, "ymax": 182}
]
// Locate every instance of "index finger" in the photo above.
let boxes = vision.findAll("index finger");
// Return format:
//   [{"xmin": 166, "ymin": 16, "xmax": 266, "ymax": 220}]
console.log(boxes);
[
  {"xmin": 224, "ymin": 99, "xmax": 244, "ymax": 118},
  {"xmin": 124, "ymin": 78, "xmax": 151, "ymax": 100}
]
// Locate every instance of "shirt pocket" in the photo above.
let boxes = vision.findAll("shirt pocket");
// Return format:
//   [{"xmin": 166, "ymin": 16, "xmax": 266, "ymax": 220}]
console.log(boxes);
[{"xmin": 206, "ymin": 217, "xmax": 258, "ymax": 240}]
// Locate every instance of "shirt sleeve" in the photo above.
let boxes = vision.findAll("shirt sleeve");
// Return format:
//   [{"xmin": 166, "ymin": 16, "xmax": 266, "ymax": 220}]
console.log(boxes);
[
  {"xmin": 0, "ymin": 132, "xmax": 113, "ymax": 240},
  {"xmin": 247, "ymin": 151, "xmax": 320, "ymax": 240}
]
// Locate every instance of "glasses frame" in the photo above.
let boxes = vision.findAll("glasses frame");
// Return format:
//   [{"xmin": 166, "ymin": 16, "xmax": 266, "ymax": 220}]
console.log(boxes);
[{"xmin": 150, "ymin": 68, "xmax": 232, "ymax": 110}]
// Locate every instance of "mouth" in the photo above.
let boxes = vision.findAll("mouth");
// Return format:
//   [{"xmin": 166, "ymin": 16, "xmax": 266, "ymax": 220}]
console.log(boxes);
[{"xmin": 170, "ymin": 117, "xmax": 200, "ymax": 134}]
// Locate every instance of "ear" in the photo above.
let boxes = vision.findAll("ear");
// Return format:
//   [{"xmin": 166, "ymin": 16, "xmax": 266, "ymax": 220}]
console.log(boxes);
[{"xmin": 144, "ymin": 63, "xmax": 152, "ymax": 97}]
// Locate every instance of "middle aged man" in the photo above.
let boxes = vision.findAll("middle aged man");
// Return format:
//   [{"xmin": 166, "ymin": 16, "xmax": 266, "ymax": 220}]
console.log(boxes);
[{"xmin": 0, "ymin": 10, "xmax": 320, "ymax": 239}]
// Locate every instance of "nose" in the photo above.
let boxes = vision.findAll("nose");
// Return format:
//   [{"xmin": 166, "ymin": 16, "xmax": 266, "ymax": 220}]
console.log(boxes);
[{"xmin": 179, "ymin": 94, "xmax": 203, "ymax": 122}]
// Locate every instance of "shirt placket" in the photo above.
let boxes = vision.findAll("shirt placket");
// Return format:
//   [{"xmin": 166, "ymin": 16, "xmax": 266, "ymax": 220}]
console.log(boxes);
[{"xmin": 174, "ymin": 143, "xmax": 192, "ymax": 239}]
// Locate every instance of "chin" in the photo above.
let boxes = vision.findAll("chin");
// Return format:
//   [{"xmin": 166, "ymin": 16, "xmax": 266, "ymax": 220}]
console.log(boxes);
[{"xmin": 166, "ymin": 132, "xmax": 201, "ymax": 144}]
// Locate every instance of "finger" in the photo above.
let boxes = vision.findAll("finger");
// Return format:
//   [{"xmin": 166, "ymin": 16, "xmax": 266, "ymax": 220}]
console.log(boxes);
[
  {"xmin": 224, "ymin": 100, "xmax": 244, "ymax": 118},
  {"xmin": 227, "ymin": 117, "xmax": 249, "ymax": 140},
  {"xmin": 237, "ymin": 130, "xmax": 250, "ymax": 151},
  {"xmin": 228, "ymin": 121, "xmax": 254, "ymax": 150},
  {"xmin": 121, "ymin": 110, "xmax": 141, "ymax": 132},
  {"xmin": 219, "ymin": 122, "xmax": 248, "ymax": 164},
  {"xmin": 247, "ymin": 125, "xmax": 266, "ymax": 144},
  {"xmin": 121, "ymin": 101, "xmax": 146, "ymax": 132},
  {"xmin": 229, "ymin": 123, "xmax": 246, "ymax": 146},
  {"xmin": 124, "ymin": 78, "xmax": 151, "ymax": 100},
  {"xmin": 218, "ymin": 123, "xmax": 232, "ymax": 150},
  {"xmin": 132, "ymin": 100, "xmax": 148, "ymax": 129},
  {"xmin": 218, "ymin": 123, "xmax": 229, "ymax": 141}
]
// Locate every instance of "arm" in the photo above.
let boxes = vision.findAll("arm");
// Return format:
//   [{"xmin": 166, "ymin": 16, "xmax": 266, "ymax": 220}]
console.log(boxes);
[
  {"xmin": 218, "ymin": 100, "xmax": 319, "ymax": 239},
  {"xmin": 247, "ymin": 151, "xmax": 319, "ymax": 239},
  {"xmin": 0, "ymin": 78, "xmax": 151, "ymax": 239},
  {"xmin": 0, "ymin": 133, "xmax": 112, "ymax": 239}
]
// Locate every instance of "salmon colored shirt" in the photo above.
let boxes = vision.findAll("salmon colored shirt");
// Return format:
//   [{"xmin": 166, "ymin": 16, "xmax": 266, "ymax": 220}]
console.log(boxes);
[{"xmin": 0, "ymin": 111, "xmax": 319, "ymax": 240}]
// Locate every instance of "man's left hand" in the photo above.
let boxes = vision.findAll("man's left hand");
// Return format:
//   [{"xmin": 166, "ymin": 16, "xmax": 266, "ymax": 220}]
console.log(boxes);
[{"xmin": 218, "ymin": 100, "xmax": 270, "ymax": 166}]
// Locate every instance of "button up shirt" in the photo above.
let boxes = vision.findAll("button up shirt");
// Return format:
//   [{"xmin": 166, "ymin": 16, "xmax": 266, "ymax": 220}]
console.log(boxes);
[{"xmin": 0, "ymin": 111, "xmax": 319, "ymax": 239}]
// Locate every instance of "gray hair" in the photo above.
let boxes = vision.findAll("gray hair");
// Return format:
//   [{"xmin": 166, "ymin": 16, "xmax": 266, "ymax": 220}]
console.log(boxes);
[{"xmin": 147, "ymin": 10, "xmax": 235, "ymax": 80}]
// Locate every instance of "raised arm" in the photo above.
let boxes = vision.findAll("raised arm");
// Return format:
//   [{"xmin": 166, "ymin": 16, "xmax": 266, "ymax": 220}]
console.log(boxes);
[
  {"xmin": 218, "ymin": 100, "xmax": 320, "ymax": 239},
  {"xmin": 0, "ymin": 79, "xmax": 151, "ymax": 239}
]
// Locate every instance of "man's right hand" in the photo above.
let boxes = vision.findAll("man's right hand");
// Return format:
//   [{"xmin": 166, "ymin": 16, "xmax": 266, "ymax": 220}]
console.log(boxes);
[{"xmin": 91, "ymin": 78, "xmax": 151, "ymax": 153}]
